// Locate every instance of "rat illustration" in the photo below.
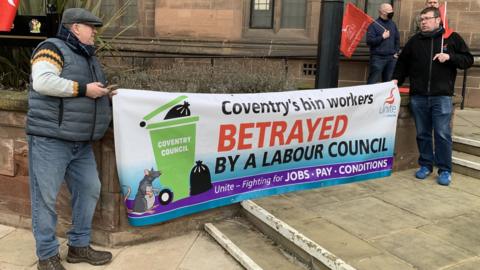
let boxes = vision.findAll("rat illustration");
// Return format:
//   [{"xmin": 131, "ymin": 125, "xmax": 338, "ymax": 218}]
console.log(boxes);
[{"xmin": 124, "ymin": 168, "xmax": 161, "ymax": 215}]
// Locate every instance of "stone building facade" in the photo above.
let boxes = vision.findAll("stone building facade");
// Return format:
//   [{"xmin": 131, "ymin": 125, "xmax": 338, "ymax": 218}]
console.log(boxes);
[{"xmin": 101, "ymin": 0, "xmax": 479, "ymax": 106}]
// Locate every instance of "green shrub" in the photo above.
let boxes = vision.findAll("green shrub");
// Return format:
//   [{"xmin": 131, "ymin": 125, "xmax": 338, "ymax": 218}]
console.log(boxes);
[
  {"xmin": 107, "ymin": 59, "xmax": 295, "ymax": 93},
  {"xmin": 0, "ymin": 47, "xmax": 33, "ymax": 90}
]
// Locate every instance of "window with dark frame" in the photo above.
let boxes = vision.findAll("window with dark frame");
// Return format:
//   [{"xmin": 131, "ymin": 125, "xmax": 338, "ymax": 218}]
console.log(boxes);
[
  {"xmin": 248, "ymin": 0, "xmax": 396, "ymax": 32},
  {"xmin": 100, "ymin": 0, "xmax": 138, "ymax": 35},
  {"xmin": 250, "ymin": 0, "xmax": 308, "ymax": 30},
  {"xmin": 281, "ymin": 0, "xmax": 306, "ymax": 28},
  {"xmin": 250, "ymin": 0, "xmax": 274, "ymax": 29}
]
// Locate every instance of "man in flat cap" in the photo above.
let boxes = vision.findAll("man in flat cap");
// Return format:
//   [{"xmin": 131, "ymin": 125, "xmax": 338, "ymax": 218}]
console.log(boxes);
[{"xmin": 28, "ymin": 8, "xmax": 113, "ymax": 270}]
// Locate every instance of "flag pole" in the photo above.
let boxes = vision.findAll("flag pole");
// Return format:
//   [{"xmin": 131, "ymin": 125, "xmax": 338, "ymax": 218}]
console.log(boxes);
[
  {"xmin": 441, "ymin": 2, "xmax": 447, "ymax": 51},
  {"xmin": 372, "ymin": 20, "xmax": 387, "ymax": 31}
]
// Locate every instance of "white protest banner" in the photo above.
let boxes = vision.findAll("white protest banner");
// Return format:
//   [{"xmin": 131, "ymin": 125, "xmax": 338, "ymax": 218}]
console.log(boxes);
[{"xmin": 113, "ymin": 82, "xmax": 400, "ymax": 226}]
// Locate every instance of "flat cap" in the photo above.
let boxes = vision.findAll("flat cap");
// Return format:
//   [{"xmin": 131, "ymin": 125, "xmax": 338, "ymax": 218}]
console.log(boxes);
[{"xmin": 61, "ymin": 8, "xmax": 103, "ymax": 27}]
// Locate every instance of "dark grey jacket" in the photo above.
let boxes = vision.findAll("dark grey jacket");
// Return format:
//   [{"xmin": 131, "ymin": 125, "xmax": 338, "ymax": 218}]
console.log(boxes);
[
  {"xmin": 27, "ymin": 38, "xmax": 111, "ymax": 141},
  {"xmin": 366, "ymin": 18, "xmax": 400, "ymax": 56}
]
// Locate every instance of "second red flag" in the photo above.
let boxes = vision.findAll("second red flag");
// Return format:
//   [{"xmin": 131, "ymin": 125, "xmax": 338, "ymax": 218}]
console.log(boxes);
[{"xmin": 340, "ymin": 3, "xmax": 373, "ymax": 58}]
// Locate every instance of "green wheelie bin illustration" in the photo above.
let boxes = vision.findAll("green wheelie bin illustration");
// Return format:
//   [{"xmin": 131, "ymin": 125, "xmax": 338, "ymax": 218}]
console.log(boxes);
[{"xmin": 140, "ymin": 95, "xmax": 199, "ymax": 203}]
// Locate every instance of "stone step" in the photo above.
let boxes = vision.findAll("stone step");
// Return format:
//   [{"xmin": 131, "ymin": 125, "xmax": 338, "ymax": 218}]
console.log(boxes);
[
  {"xmin": 452, "ymin": 150, "xmax": 480, "ymax": 179},
  {"xmin": 241, "ymin": 200, "xmax": 356, "ymax": 270},
  {"xmin": 453, "ymin": 135, "xmax": 480, "ymax": 157},
  {"xmin": 205, "ymin": 217, "xmax": 309, "ymax": 270}
]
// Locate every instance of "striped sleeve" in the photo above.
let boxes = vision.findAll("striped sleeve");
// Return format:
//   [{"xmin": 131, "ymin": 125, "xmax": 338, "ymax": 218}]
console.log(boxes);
[{"xmin": 31, "ymin": 42, "xmax": 87, "ymax": 97}]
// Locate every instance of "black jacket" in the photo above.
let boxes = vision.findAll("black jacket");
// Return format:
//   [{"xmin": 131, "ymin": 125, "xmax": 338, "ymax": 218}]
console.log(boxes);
[{"xmin": 392, "ymin": 28, "xmax": 473, "ymax": 96}]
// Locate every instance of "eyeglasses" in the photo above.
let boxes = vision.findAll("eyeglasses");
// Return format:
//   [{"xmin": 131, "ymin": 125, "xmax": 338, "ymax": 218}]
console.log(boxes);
[{"xmin": 419, "ymin": 16, "xmax": 437, "ymax": 22}]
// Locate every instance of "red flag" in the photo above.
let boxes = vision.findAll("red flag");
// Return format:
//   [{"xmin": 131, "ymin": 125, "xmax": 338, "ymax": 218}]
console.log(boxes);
[
  {"xmin": 340, "ymin": 3, "xmax": 373, "ymax": 58},
  {"xmin": 0, "ymin": 0, "xmax": 20, "ymax": 32},
  {"xmin": 399, "ymin": 87, "xmax": 410, "ymax": 94},
  {"xmin": 439, "ymin": 3, "xmax": 454, "ymax": 39}
]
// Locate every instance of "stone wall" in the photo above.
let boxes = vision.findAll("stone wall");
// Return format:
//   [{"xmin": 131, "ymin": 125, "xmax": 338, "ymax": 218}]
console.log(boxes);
[
  {"xmin": 287, "ymin": 59, "xmax": 370, "ymax": 88},
  {"xmin": 145, "ymin": 0, "xmax": 480, "ymax": 48},
  {"xmin": 397, "ymin": 0, "xmax": 480, "ymax": 49},
  {"xmin": 154, "ymin": 0, "xmax": 243, "ymax": 40},
  {"xmin": 456, "ymin": 66, "xmax": 480, "ymax": 108}
]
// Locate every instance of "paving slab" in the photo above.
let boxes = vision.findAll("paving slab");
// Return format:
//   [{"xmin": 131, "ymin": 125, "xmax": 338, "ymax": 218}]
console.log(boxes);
[
  {"xmin": 254, "ymin": 196, "xmax": 320, "ymax": 227},
  {"xmin": 394, "ymin": 169, "xmax": 455, "ymax": 188},
  {"xmin": 374, "ymin": 186, "xmax": 480, "ymax": 220},
  {"xmin": 396, "ymin": 169, "xmax": 480, "ymax": 196},
  {"xmin": 253, "ymin": 194, "xmax": 301, "ymax": 211},
  {"xmin": 354, "ymin": 253, "xmax": 416, "ymax": 270},
  {"xmin": 372, "ymin": 229, "xmax": 474, "ymax": 270},
  {"xmin": 312, "ymin": 197, "xmax": 429, "ymax": 240},
  {"xmin": 311, "ymin": 182, "xmax": 375, "ymax": 202},
  {"xmin": 419, "ymin": 212, "xmax": 480, "ymax": 255},
  {"xmin": 103, "ymin": 231, "xmax": 199, "ymax": 270},
  {"xmin": 249, "ymin": 166, "xmax": 480, "ymax": 269},
  {"xmin": 449, "ymin": 173, "xmax": 480, "ymax": 197},
  {"xmin": 278, "ymin": 188, "xmax": 340, "ymax": 209},
  {"xmin": 357, "ymin": 172, "xmax": 426, "ymax": 193},
  {"xmin": 421, "ymin": 182, "xmax": 480, "ymax": 204},
  {"xmin": 0, "ymin": 228, "xmax": 42, "ymax": 267},
  {"xmin": 177, "ymin": 231, "xmax": 243, "ymax": 270},
  {"xmin": 395, "ymin": 169, "xmax": 436, "ymax": 183},
  {"xmin": 0, "ymin": 262, "xmax": 26, "ymax": 270},
  {"xmin": 291, "ymin": 217, "xmax": 382, "ymax": 263},
  {"xmin": 1, "ymin": 228, "xmax": 242, "ymax": 270},
  {"xmin": 0, "ymin": 224, "xmax": 14, "ymax": 239},
  {"xmin": 444, "ymin": 257, "xmax": 480, "ymax": 270}
]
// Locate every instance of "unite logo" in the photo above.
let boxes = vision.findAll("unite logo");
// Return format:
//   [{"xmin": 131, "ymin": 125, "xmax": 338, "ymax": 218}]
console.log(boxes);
[
  {"xmin": 379, "ymin": 88, "xmax": 398, "ymax": 116},
  {"xmin": 342, "ymin": 24, "xmax": 357, "ymax": 42}
]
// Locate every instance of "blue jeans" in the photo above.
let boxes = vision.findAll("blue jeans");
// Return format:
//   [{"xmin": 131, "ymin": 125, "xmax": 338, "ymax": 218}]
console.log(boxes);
[
  {"xmin": 409, "ymin": 95, "xmax": 453, "ymax": 174},
  {"xmin": 28, "ymin": 135, "xmax": 101, "ymax": 260},
  {"xmin": 367, "ymin": 55, "xmax": 397, "ymax": 84}
]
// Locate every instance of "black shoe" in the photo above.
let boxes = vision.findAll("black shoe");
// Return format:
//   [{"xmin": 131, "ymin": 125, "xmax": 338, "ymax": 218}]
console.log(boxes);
[
  {"xmin": 37, "ymin": 254, "xmax": 65, "ymax": 270},
  {"xmin": 66, "ymin": 245, "xmax": 112, "ymax": 266}
]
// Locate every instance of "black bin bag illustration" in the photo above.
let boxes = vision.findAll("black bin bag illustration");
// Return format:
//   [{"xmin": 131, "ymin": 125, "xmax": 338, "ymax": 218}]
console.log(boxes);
[
  {"xmin": 190, "ymin": 160, "xmax": 212, "ymax": 195},
  {"xmin": 164, "ymin": 101, "xmax": 191, "ymax": 120}
]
